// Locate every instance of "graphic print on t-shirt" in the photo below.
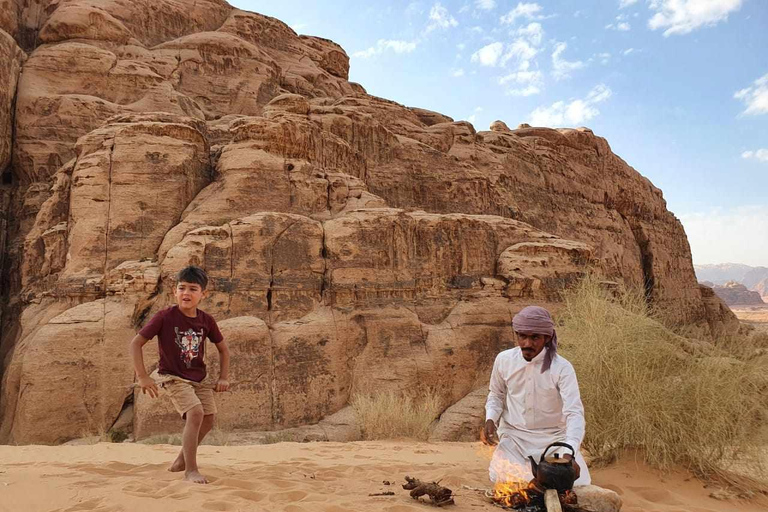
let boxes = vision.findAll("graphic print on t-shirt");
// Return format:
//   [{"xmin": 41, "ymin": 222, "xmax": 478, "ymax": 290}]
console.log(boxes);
[{"xmin": 174, "ymin": 327, "xmax": 204, "ymax": 368}]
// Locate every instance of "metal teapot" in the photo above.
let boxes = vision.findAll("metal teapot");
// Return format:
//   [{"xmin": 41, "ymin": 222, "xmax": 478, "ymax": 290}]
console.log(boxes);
[{"xmin": 528, "ymin": 442, "xmax": 577, "ymax": 492}]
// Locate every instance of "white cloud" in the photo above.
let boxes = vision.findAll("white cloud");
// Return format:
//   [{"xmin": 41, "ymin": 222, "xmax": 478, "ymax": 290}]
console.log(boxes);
[
  {"xmin": 426, "ymin": 2, "xmax": 459, "ymax": 33},
  {"xmin": 679, "ymin": 206, "xmax": 768, "ymax": 266},
  {"xmin": 619, "ymin": 0, "xmax": 639, "ymax": 7},
  {"xmin": 352, "ymin": 39, "xmax": 418, "ymax": 59},
  {"xmin": 742, "ymin": 149, "xmax": 768, "ymax": 162},
  {"xmin": 467, "ymin": 106, "xmax": 483, "ymax": 124},
  {"xmin": 452, "ymin": 68, "xmax": 466, "ymax": 77},
  {"xmin": 648, "ymin": 0, "xmax": 742, "ymax": 36},
  {"xmin": 499, "ymin": 69, "xmax": 543, "ymax": 96},
  {"xmin": 457, "ymin": 43, "xmax": 466, "ymax": 51},
  {"xmin": 606, "ymin": 14, "xmax": 631, "ymax": 31},
  {"xmin": 623, "ymin": 47, "xmax": 635, "ymax": 55},
  {"xmin": 475, "ymin": 0, "xmax": 496, "ymax": 10},
  {"xmin": 502, "ymin": 38, "xmax": 539, "ymax": 67},
  {"xmin": 516, "ymin": 22, "xmax": 543, "ymax": 46},
  {"xmin": 529, "ymin": 84, "xmax": 612, "ymax": 126},
  {"xmin": 595, "ymin": 52, "xmax": 611, "ymax": 64},
  {"xmin": 552, "ymin": 42, "xmax": 584, "ymax": 80},
  {"xmin": 734, "ymin": 73, "xmax": 768, "ymax": 116},
  {"xmin": 471, "ymin": 42, "xmax": 504, "ymax": 66},
  {"xmin": 500, "ymin": 2, "xmax": 543, "ymax": 24}
]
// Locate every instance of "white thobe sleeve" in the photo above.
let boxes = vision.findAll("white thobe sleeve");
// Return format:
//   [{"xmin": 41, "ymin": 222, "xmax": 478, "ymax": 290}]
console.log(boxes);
[
  {"xmin": 485, "ymin": 354, "xmax": 506, "ymax": 424},
  {"xmin": 558, "ymin": 362, "xmax": 586, "ymax": 452}
]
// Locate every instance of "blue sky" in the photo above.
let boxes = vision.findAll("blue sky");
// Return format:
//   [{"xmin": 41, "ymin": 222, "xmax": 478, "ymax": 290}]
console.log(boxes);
[{"xmin": 232, "ymin": 1, "xmax": 767, "ymax": 266}]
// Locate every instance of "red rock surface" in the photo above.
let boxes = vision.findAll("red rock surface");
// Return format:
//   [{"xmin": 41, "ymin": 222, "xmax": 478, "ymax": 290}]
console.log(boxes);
[{"xmin": 0, "ymin": 0, "xmax": 733, "ymax": 443}]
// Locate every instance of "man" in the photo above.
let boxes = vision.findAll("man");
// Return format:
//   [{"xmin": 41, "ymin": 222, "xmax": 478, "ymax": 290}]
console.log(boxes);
[{"xmin": 482, "ymin": 305, "xmax": 591, "ymax": 486}]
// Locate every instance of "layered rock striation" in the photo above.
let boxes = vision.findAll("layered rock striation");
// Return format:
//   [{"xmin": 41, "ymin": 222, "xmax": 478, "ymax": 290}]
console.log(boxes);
[{"xmin": 0, "ymin": 0, "xmax": 731, "ymax": 443}]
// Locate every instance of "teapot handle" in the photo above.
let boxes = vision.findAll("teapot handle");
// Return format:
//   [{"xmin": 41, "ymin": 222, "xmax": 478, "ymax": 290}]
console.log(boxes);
[{"xmin": 540, "ymin": 442, "xmax": 575, "ymax": 462}]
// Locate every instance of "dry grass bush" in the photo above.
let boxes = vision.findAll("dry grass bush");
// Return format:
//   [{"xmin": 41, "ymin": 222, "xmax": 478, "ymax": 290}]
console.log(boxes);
[
  {"xmin": 351, "ymin": 389, "xmax": 442, "ymax": 441},
  {"xmin": 557, "ymin": 277, "xmax": 768, "ymax": 483},
  {"xmin": 138, "ymin": 428, "xmax": 230, "ymax": 446}
]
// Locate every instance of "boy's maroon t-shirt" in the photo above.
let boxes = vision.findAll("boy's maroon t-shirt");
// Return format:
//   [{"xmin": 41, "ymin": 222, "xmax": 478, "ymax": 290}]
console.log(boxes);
[{"xmin": 139, "ymin": 305, "xmax": 224, "ymax": 382}]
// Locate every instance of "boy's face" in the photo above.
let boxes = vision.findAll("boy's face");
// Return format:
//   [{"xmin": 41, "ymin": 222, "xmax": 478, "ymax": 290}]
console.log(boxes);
[{"xmin": 174, "ymin": 281, "xmax": 206, "ymax": 310}]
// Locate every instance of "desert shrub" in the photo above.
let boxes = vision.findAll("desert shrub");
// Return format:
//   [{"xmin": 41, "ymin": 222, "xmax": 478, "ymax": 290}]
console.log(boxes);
[
  {"xmin": 557, "ymin": 277, "xmax": 768, "ymax": 480},
  {"xmin": 351, "ymin": 390, "xmax": 441, "ymax": 441},
  {"xmin": 200, "ymin": 428, "xmax": 230, "ymax": 446},
  {"xmin": 262, "ymin": 431, "xmax": 296, "ymax": 444},
  {"xmin": 107, "ymin": 430, "xmax": 129, "ymax": 443},
  {"xmin": 138, "ymin": 433, "xmax": 183, "ymax": 445}
]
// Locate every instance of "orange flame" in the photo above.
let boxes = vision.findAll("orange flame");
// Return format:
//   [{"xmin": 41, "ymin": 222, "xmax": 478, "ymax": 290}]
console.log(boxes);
[{"xmin": 490, "ymin": 456, "xmax": 535, "ymax": 508}]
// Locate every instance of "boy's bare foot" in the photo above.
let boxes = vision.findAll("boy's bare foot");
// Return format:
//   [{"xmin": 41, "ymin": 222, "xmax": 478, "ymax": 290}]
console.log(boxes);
[
  {"xmin": 184, "ymin": 470, "xmax": 208, "ymax": 484},
  {"xmin": 168, "ymin": 456, "xmax": 185, "ymax": 472}
]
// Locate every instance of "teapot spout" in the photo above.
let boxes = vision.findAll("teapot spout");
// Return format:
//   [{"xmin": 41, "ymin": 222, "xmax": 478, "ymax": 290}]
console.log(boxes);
[{"xmin": 528, "ymin": 456, "xmax": 538, "ymax": 477}]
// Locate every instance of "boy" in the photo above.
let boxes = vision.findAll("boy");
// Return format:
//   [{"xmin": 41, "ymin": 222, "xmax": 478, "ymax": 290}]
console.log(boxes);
[{"xmin": 130, "ymin": 265, "xmax": 230, "ymax": 484}]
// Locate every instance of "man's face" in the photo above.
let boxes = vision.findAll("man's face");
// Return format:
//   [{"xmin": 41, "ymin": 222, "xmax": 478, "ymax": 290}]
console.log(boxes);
[
  {"xmin": 174, "ymin": 281, "xmax": 205, "ymax": 310},
  {"xmin": 515, "ymin": 331, "xmax": 550, "ymax": 361}
]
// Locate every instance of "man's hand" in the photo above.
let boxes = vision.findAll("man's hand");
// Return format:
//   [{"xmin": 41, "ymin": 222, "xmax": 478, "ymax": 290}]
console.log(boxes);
[
  {"xmin": 138, "ymin": 375, "xmax": 158, "ymax": 398},
  {"xmin": 215, "ymin": 378, "xmax": 230, "ymax": 392},
  {"xmin": 481, "ymin": 419, "xmax": 499, "ymax": 446},
  {"xmin": 562, "ymin": 453, "xmax": 581, "ymax": 480}
]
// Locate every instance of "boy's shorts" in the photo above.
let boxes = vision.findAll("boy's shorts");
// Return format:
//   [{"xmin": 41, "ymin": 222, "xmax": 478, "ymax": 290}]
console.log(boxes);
[{"xmin": 150, "ymin": 370, "xmax": 217, "ymax": 418}]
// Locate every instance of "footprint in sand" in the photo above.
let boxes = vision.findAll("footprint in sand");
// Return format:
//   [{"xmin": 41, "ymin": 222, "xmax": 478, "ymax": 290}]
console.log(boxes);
[
  {"xmin": 202, "ymin": 499, "xmax": 236, "ymax": 511},
  {"xmin": 216, "ymin": 477, "xmax": 258, "ymax": 490},
  {"xmin": 229, "ymin": 489, "xmax": 265, "ymax": 502},
  {"xmin": 627, "ymin": 486, "xmax": 684, "ymax": 506},
  {"xmin": 269, "ymin": 490, "xmax": 309, "ymax": 503},
  {"xmin": 55, "ymin": 497, "xmax": 121, "ymax": 512}
]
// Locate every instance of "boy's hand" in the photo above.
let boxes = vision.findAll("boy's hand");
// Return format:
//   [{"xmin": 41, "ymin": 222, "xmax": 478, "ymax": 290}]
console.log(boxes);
[
  {"xmin": 138, "ymin": 376, "xmax": 158, "ymax": 398},
  {"xmin": 215, "ymin": 378, "xmax": 230, "ymax": 392}
]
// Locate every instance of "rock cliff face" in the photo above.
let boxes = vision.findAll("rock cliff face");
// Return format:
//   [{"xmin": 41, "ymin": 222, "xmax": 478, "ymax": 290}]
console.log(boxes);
[
  {"xmin": 0, "ymin": 0, "xmax": 730, "ymax": 443},
  {"xmin": 711, "ymin": 282, "xmax": 765, "ymax": 306}
]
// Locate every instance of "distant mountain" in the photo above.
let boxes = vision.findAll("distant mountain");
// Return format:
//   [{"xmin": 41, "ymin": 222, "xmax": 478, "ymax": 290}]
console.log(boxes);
[
  {"xmin": 710, "ymin": 282, "xmax": 765, "ymax": 306},
  {"xmin": 754, "ymin": 278, "xmax": 768, "ymax": 299},
  {"xmin": 694, "ymin": 263, "xmax": 768, "ymax": 288}
]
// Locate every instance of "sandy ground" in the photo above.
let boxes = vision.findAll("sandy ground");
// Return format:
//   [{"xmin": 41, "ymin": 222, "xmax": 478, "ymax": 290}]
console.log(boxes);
[
  {"xmin": 1, "ymin": 442, "xmax": 766, "ymax": 512},
  {"xmin": 731, "ymin": 305, "xmax": 768, "ymax": 335}
]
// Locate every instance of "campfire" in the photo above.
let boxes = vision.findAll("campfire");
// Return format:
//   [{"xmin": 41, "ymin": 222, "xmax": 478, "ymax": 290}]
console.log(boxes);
[{"xmin": 488, "ymin": 459, "xmax": 580, "ymax": 512}]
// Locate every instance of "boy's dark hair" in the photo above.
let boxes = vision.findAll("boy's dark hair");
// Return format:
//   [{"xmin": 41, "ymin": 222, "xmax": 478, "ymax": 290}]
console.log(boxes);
[{"xmin": 176, "ymin": 265, "xmax": 208, "ymax": 290}]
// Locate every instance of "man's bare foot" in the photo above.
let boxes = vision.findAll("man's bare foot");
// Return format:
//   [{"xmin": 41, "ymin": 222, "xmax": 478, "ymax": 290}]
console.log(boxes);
[
  {"xmin": 168, "ymin": 457, "xmax": 185, "ymax": 472},
  {"xmin": 184, "ymin": 470, "xmax": 208, "ymax": 484}
]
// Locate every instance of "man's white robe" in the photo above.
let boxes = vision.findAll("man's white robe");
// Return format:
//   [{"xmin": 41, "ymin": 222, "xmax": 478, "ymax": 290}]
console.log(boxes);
[{"xmin": 485, "ymin": 346, "xmax": 591, "ymax": 485}]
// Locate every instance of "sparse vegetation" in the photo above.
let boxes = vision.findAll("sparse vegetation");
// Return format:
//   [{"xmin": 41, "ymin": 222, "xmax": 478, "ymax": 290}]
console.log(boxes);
[
  {"xmin": 138, "ymin": 433, "xmax": 183, "ymax": 446},
  {"xmin": 557, "ymin": 277, "xmax": 768, "ymax": 484},
  {"xmin": 351, "ymin": 389, "xmax": 442, "ymax": 441},
  {"xmin": 107, "ymin": 430, "xmax": 129, "ymax": 443},
  {"xmin": 138, "ymin": 428, "xmax": 231, "ymax": 446},
  {"xmin": 262, "ymin": 431, "xmax": 296, "ymax": 444}
]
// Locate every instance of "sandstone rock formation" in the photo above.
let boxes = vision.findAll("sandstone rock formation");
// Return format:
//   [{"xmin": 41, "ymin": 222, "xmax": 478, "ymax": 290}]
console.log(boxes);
[
  {"xmin": 711, "ymin": 281, "xmax": 765, "ymax": 306},
  {"xmin": 0, "ymin": 0, "xmax": 734, "ymax": 443},
  {"xmin": 698, "ymin": 285, "xmax": 741, "ymax": 335}
]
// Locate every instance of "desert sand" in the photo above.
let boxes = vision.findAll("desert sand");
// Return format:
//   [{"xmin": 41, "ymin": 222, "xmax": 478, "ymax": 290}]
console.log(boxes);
[
  {"xmin": 731, "ymin": 306, "xmax": 768, "ymax": 335},
  {"xmin": 0, "ymin": 441, "xmax": 765, "ymax": 512}
]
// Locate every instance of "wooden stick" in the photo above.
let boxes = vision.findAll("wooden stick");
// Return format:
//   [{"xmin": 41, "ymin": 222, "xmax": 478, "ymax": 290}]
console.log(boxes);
[
  {"xmin": 403, "ymin": 476, "xmax": 455, "ymax": 507},
  {"xmin": 544, "ymin": 489, "xmax": 563, "ymax": 512}
]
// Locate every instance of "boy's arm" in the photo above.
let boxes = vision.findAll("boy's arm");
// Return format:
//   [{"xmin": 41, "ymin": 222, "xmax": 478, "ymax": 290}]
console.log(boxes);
[
  {"xmin": 129, "ymin": 333, "xmax": 159, "ymax": 398},
  {"xmin": 214, "ymin": 339, "xmax": 230, "ymax": 392}
]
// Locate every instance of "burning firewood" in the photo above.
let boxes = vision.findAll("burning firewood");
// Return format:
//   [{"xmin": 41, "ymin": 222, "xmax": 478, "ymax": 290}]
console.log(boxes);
[{"xmin": 402, "ymin": 476, "xmax": 455, "ymax": 507}]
